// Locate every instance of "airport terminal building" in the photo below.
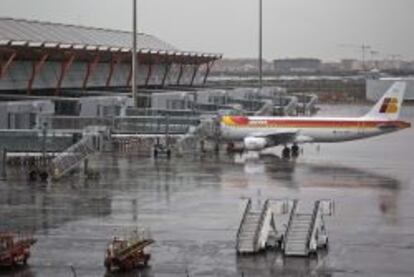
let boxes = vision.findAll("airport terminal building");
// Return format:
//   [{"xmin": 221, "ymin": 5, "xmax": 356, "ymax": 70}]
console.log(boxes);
[{"xmin": 0, "ymin": 17, "xmax": 221, "ymax": 94}]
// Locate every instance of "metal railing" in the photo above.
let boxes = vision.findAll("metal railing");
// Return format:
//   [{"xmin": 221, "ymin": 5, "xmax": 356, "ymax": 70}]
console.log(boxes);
[
  {"xmin": 283, "ymin": 199, "xmax": 298, "ymax": 250},
  {"xmin": 236, "ymin": 198, "xmax": 252, "ymax": 251},
  {"xmin": 174, "ymin": 119, "xmax": 215, "ymax": 153},
  {"xmin": 305, "ymin": 200, "xmax": 321, "ymax": 253},
  {"xmin": 252, "ymin": 199, "xmax": 270, "ymax": 252},
  {"xmin": 126, "ymin": 108, "xmax": 201, "ymax": 117},
  {"xmin": 48, "ymin": 127, "xmax": 108, "ymax": 180},
  {"xmin": 49, "ymin": 136, "xmax": 96, "ymax": 180},
  {"xmin": 41, "ymin": 116, "xmax": 113, "ymax": 130},
  {"xmin": 40, "ymin": 115, "xmax": 200, "ymax": 135}
]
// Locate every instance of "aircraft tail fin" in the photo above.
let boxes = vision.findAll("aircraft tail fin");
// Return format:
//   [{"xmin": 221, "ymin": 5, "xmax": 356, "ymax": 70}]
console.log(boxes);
[{"xmin": 364, "ymin": 81, "xmax": 406, "ymax": 120}]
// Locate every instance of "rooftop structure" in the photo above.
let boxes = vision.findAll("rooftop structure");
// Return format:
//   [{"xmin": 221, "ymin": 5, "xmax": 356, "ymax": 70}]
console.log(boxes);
[
  {"xmin": 273, "ymin": 58, "xmax": 322, "ymax": 74},
  {"xmin": 0, "ymin": 17, "xmax": 221, "ymax": 94}
]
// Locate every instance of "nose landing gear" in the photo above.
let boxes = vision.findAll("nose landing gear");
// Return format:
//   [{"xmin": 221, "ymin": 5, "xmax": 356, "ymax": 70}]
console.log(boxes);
[
  {"xmin": 282, "ymin": 144, "xmax": 300, "ymax": 159},
  {"xmin": 291, "ymin": 144, "xmax": 299, "ymax": 157}
]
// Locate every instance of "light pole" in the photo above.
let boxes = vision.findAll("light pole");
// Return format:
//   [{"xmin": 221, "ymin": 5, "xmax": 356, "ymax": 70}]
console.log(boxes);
[
  {"xmin": 132, "ymin": 0, "xmax": 138, "ymax": 107},
  {"xmin": 258, "ymin": 0, "xmax": 263, "ymax": 90}
]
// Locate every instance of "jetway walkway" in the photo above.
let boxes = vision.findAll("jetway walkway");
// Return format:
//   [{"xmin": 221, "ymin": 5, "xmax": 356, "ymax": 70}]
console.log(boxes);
[
  {"xmin": 236, "ymin": 199, "xmax": 333, "ymax": 257},
  {"xmin": 0, "ymin": 129, "xmax": 77, "ymax": 153},
  {"xmin": 40, "ymin": 115, "xmax": 200, "ymax": 135}
]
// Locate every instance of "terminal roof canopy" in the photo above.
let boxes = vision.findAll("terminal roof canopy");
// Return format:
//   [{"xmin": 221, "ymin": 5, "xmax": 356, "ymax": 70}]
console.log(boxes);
[{"xmin": 0, "ymin": 17, "xmax": 221, "ymax": 62}]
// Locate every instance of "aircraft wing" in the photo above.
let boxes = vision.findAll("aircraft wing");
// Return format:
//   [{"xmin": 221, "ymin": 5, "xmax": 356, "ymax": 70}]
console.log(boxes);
[
  {"xmin": 250, "ymin": 130, "xmax": 299, "ymax": 146},
  {"xmin": 249, "ymin": 130, "xmax": 314, "ymax": 146}
]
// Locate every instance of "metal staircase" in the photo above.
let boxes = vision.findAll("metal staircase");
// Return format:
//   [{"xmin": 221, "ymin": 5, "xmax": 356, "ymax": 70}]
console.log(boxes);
[
  {"xmin": 283, "ymin": 200, "xmax": 333, "ymax": 257},
  {"xmin": 49, "ymin": 126, "xmax": 109, "ymax": 180},
  {"xmin": 175, "ymin": 118, "xmax": 215, "ymax": 154},
  {"xmin": 236, "ymin": 199, "xmax": 272, "ymax": 254},
  {"xmin": 284, "ymin": 213, "xmax": 313, "ymax": 256}
]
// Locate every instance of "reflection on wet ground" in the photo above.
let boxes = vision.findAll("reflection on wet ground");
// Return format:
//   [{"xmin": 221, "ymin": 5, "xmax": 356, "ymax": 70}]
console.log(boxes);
[{"xmin": 0, "ymin": 104, "xmax": 414, "ymax": 276}]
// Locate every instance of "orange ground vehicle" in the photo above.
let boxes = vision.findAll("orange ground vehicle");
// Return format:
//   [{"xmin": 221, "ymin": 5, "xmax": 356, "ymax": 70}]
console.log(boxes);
[
  {"xmin": 0, "ymin": 233, "xmax": 37, "ymax": 267},
  {"xmin": 104, "ymin": 229, "xmax": 154, "ymax": 272}
]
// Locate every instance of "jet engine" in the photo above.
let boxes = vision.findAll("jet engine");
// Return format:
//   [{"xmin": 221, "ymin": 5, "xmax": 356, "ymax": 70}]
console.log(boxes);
[{"xmin": 243, "ymin": 137, "xmax": 268, "ymax": 151}]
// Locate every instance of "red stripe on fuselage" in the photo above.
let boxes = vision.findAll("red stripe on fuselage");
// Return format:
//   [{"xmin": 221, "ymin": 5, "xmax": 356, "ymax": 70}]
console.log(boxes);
[{"xmin": 228, "ymin": 118, "xmax": 408, "ymax": 129}]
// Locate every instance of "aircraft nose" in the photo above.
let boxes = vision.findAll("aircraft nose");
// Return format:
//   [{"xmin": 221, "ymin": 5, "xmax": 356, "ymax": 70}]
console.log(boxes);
[{"xmin": 400, "ymin": 121, "xmax": 411, "ymax": 129}]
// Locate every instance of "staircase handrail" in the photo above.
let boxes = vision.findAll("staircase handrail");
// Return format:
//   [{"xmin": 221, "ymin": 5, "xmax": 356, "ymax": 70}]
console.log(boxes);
[
  {"xmin": 49, "ymin": 127, "xmax": 108, "ymax": 180},
  {"xmin": 306, "ymin": 200, "xmax": 321, "ymax": 253},
  {"xmin": 306, "ymin": 94, "xmax": 318, "ymax": 109},
  {"xmin": 52, "ymin": 135, "xmax": 93, "ymax": 160},
  {"xmin": 175, "ymin": 120, "xmax": 213, "ymax": 153},
  {"xmin": 283, "ymin": 199, "xmax": 298, "ymax": 249},
  {"xmin": 253, "ymin": 199, "xmax": 270, "ymax": 252},
  {"xmin": 284, "ymin": 96, "xmax": 298, "ymax": 115},
  {"xmin": 236, "ymin": 198, "xmax": 252, "ymax": 251}
]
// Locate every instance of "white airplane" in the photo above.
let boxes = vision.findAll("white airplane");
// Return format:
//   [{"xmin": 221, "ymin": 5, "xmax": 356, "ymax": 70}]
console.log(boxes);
[{"xmin": 220, "ymin": 82, "xmax": 411, "ymax": 157}]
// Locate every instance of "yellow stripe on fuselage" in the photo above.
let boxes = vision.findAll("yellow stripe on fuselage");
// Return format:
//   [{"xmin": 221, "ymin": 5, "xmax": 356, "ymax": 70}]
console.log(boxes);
[{"xmin": 221, "ymin": 116, "xmax": 236, "ymax": 126}]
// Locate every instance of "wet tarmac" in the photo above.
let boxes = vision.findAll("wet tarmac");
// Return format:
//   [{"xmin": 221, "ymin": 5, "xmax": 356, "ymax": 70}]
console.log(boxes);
[{"xmin": 1, "ymin": 104, "xmax": 414, "ymax": 277}]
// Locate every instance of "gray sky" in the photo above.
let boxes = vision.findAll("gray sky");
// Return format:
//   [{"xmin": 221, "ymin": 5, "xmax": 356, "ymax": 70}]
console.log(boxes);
[{"xmin": 1, "ymin": 0, "xmax": 413, "ymax": 61}]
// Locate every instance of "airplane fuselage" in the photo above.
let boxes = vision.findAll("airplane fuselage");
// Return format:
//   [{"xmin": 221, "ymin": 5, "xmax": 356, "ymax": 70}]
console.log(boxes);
[
  {"xmin": 221, "ymin": 82, "xmax": 411, "ymax": 150},
  {"xmin": 221, "ymin": 116, "xmax": 411, "ymax": 144}
]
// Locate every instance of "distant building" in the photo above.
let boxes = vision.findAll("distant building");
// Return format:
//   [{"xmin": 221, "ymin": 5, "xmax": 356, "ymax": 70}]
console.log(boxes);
[
  {"xmin": 340, "ymin": 59, "xmax": 362, "ymax": 71},
  {"xmin": 273, "ymin": 58, "xmax": 321, "ymax": 74},
  {"xmin": 376, "ymin": 60, "xmax": 404, "ymax": 71},
  {"xmin": 401, "ymin": 61, "xmax": 414, "ymax": 71},
  {"xmin": 320, "ymin": 62, "xmax": 342, "ymax": 73},
  {"xmin": 211, "ymin": 58, "xmax": 273, "ymax": 75},
  {"xmin": 366, "ymin": 78, "xmax": 414, "ymax": 101}
]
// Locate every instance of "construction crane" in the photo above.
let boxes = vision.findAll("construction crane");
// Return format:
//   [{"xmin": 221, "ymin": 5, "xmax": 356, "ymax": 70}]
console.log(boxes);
[
  {"xmin": 370, "ymin": 50, "xmax": 380, "ymax": 69},
  {"xmin": 338, "ymin": 43, "xmax": 372, "ymax": 70}
]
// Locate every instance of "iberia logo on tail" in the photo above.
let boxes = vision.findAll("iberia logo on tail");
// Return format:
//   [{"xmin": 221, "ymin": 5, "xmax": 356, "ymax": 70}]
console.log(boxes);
[{"xmin": 380, "ymin": 97, "xmax": 399, "ymax": 114}]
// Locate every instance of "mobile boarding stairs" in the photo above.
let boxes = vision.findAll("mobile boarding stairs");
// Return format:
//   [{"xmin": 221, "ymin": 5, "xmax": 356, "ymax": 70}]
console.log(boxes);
[
  {"xmin": 236, "ymin": 198, "xmax": 334, "ymax": 257},
  {"xmin": 48, "ymin": 126, "xmax": 110, "ymax": 180}
]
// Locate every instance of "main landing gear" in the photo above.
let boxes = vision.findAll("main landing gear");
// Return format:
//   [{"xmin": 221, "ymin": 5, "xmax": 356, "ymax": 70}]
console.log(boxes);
[
  {"xmin": 291, "ymin": 144, "xmax": 299, "ymax": 157},
  {"xmin": 282, "ymin": 146, "xmax": 291, "ymax": 159},
  {"xmin": 282, "ymin": 144, "xmax": 300, "ymax": 159}
]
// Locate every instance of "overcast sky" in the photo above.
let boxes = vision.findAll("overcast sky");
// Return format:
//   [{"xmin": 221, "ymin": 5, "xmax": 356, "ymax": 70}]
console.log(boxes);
[{"xmin": 1, "ymin": 0, "xmax": 413, "ymax": 61}]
